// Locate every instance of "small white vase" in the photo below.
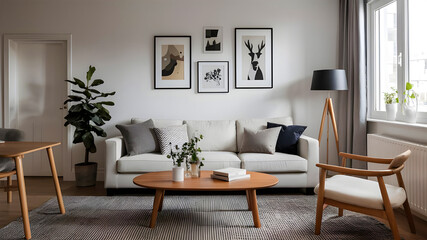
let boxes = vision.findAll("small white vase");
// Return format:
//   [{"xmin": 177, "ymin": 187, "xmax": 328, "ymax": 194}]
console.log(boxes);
[
  {"xmin": 403, "ymin": 105, "xmax": 417, "ymax": 123},
  {"xmin": 385, "ymin": 103, "xmax": 398, "ymax": 121},
  {"xmin": 172, "ymin": 166, "xmax": 184, "ymax": 182}
]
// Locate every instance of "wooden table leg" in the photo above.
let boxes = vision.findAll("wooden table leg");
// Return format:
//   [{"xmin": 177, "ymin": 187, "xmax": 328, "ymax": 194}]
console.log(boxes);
[
  {"xmin": 149, "ymin": 189, "xmax": 164, "ymax": 228},
  {"xmin": 158, "ymin": 190, "xmax": 165, "ymax": 212},
  {"xmin": 246, "ymin": 190, "xmax": 252, "ymax": 210},
  {"xmin": 248, "ymin": 189, "xmax": 261, "ymax": 228},
  {"xmin": 46, "ymin": 147, "xmax": 65, "ymax": 214},
  {"xmin": 14, "ymin": 156, "xmax": 31, "ymax": 240}
]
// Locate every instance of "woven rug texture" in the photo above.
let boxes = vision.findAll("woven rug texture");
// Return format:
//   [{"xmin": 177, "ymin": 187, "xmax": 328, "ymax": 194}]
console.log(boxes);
[{"xmin": 0, "ymin": 195, "xmax": 393, "ymax": 240}]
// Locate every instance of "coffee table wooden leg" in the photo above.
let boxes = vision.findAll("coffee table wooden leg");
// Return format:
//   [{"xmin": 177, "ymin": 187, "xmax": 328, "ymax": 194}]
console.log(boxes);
[
  {"xmin": 46, "ymin": 147, "xmax": 65, "ymax": 214},
  {"xmin": 14, "ymin": 156, "xmax": 31, "ymax": 240},
  {"xmin": 149, "ymin": 189, "xmax": 163, "ymax": 228},
  {"xmin": 249, "ymin": 189, "xmax": 261, "ymax": 228},
  {"xmin": 246, "ymin": 190, "xmax": 252, "ymax": 210},
  {"xmin": 159, "ymin": 190, "xmax": 165, "ymax": 212}
]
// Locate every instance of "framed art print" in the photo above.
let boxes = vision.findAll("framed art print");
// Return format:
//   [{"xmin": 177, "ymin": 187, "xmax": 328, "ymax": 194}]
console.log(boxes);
[
  {"xmin": 235, "ymin": 28, "xmax": 273, "ymax": 89},
  {"xmin": 154, "ymin": 36, "xmax": 191, "ymax": 89},
  {"xmin": 203, "ymin": 26, "xmax": 223, "ymax": 53},
  {"xmin": 197, "ymin": 61, "xmax": 229, "ymax": 93}
]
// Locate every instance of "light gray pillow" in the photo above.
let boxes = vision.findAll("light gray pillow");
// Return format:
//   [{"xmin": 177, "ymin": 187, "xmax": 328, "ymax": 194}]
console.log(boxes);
[
  {"xmin": 239, "ymin": 127, "xmax": 281, "ymax": 154},
  {"xmin": 153, "ymin": 124, "xmax": 189, "ymax": 155},
  {"xmin": 116, "ymin": 119, "xmax": 158, "ymax": 156}
]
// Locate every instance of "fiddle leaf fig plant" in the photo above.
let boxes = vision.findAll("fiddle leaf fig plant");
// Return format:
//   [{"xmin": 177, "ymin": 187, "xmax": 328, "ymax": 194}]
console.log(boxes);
[{"xmin": 64, "ymin": 65, "xmax": 116, "ymax": 164}]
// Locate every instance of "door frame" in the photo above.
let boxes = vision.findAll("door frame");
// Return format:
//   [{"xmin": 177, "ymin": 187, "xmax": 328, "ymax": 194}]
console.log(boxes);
[{"xmin": 3, "ymin": 33, "xmax": 73, "ymax": 180}]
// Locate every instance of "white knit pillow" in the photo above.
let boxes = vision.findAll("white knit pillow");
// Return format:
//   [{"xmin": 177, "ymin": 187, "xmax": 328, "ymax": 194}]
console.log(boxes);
[{"xmin": 153, "ymin": 124, "xmax": 189, "ymax": 155}]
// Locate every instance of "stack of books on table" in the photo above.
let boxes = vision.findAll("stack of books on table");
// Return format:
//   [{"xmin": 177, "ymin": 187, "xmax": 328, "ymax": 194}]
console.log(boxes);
[{"xmin": 211, "ymin": 167, "xmax": 250, "ymax": 181}]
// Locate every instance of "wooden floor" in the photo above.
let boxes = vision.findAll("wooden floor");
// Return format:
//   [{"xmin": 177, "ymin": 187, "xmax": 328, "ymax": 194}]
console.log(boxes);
[{"xmin": 0, "ymin": 177, "xmax": 426, "ymax": 240}]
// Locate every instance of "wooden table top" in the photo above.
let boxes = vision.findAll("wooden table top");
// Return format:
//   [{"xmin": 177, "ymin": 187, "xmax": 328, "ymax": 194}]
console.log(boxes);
[
  {"xmin": 133, "ymin": 170, "xmax": 278, "ymax": 191},
  {"xmin": 0, "ymin": 142, "xmax": 60, "ymax": 157}
]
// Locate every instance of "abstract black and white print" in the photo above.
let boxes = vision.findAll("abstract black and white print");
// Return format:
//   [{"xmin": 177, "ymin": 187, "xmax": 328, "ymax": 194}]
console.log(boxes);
[
  {"xmin": 198, "ymin": 61, "xmax": 229, "ymax": 93},
  {"xmin": 242, "ymin": 36, "xmax": 265, "ymax": 81},
  {"xmin": 204, "ymin": 27, "xmax": 223, "ymax": 53}
]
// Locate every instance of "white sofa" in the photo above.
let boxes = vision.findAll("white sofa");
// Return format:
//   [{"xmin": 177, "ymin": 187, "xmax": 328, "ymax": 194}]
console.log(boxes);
[{"xmin": 105, "ymin": 117, "xmax": 319, "ymax": 192}]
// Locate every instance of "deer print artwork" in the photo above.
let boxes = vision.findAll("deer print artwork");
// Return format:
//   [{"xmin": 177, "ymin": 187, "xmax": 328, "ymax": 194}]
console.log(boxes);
[{"xmin": 245, "ymin": 40, "xmax": 265, "ymax": 80}]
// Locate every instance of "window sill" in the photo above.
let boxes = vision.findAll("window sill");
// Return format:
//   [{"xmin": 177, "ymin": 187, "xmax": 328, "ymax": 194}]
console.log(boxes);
[{"xmin": 367, "ymin": 118, "xmax": 427, "ymax": 130}]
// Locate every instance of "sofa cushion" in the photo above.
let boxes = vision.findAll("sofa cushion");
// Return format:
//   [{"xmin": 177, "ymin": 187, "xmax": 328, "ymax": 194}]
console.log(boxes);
[
  {"xmin": 116, "ymin": 119, "xmax": 158, "ymax": 155},
  {"xmin": 199, "ymin": 151, "xmax": 241, "ymax": 170},
  {"xmin": 239, "ymin": 127, "xmax": 281, "ymax": 154},
  {"xmin": 267, "ymin": 122, "xmax": 307, "ymax": 155},
  {"xmin": 237, "ymin": 117, "xmax": 293, "ymax": 151},
  {"xmin": 314, "ymin": 175, "xmax": 407, "ymax": 210},
  {"xmin": 131, "ymin": 118, "xmax": 183, "ymax": 128},
  {"xmin": 153, "ymin": 125, "xmax": 189, "ymax": 155},
  {"xmin": 184, "ymin": 120, "xmax": 237, "ymax": 152},
  {"xmin": 117, "ymin": 153, "xmax": 173, "ymax": 173},
  {"xmin": 238, "ymin": 152, "xmax": 307, "ymax": 173}
]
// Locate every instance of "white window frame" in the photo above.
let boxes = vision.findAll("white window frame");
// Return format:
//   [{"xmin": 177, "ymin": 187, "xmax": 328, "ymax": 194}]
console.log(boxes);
[{"xmin": 367, "ymin": 0, "xmax": 427, "ymax": 123}]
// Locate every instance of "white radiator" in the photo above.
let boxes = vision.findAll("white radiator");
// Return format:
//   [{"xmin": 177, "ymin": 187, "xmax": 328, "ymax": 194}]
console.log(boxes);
[{"xmin": 367, "ymin": 134, "xmax": 427, "ymax": 218}]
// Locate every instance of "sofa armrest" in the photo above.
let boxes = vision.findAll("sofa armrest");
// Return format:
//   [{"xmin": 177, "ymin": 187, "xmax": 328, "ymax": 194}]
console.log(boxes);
[
  {"xmin": 105, "ymin": 136, "xmax": 126, "ymax": 188},
  {"xmin": 298, "ymin": 135, "xmax": 319, "ymax": 187}
]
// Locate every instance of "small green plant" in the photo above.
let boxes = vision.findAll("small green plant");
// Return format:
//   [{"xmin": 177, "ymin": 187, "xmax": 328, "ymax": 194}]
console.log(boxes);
[
  {"xmin": 187, "ymin": 135, "xmax": 205, "ymax": 169},
  {"xmin": 167, "ymin": 135, "xmax": 205, "ymax": 168},
  {"xmin": 384, "ymin": 87, "xmax": 399, "ymax": 104},
  {"xmin": 403, "ymin": 82, "xmax": 418, "ymax": 105}
]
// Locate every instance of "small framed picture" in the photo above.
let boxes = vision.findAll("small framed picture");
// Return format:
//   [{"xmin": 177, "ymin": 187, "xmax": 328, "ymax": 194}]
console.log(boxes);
[
  {"xmin": 197, "ymin": 61, "xmax": 229, "ymax": 93},
  {"xmin": 235, "ymin": 28, "xmax": 273, "ymax": 89},
  {"xmin": 203, "ymin": 26, "xmax": 223, "ymax": 53},
  {"xmin": 154, "ymin": 36, "xmax": 191, "ymax": 89}
]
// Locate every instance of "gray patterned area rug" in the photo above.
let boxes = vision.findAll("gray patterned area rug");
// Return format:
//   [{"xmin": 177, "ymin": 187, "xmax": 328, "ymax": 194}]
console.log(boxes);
[{"xmin": 0, "ymin": 195, "xmax": 393, "ymax": 240}]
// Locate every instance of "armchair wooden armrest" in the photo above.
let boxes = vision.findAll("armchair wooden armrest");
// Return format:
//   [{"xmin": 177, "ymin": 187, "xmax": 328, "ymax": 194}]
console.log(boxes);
[
  {"xmin": 339, "ymin": 152, "xmax": 393, "ymax": 164},
  {"xmin": 316, "ymin": 163, "xmax": 397, "ymax": 177}
]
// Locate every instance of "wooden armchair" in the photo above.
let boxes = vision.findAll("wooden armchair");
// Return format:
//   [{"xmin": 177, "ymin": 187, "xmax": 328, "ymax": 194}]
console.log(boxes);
[{"xmin": 314, "ymin": 150, "xmax": 416, "ymax": 240}]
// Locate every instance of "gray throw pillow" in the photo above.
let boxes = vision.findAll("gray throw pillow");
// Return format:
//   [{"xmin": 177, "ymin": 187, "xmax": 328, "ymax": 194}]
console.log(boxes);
[
  {"xmin": 153, "ymin": 124, "xmax": 189, "ymax": 155},
  {"xmin": 239, "ymin": 127, "xmax": 281, "ymax": 154},
  {"xmin": 116, "ymin": 119, "xmax": 158, "ymax": 156}
]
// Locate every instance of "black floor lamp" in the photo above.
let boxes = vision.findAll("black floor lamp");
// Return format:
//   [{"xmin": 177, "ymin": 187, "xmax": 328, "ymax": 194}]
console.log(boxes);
[{"xmin": 311, "ymin": 69, "xmax": 348, "ymax": 164}]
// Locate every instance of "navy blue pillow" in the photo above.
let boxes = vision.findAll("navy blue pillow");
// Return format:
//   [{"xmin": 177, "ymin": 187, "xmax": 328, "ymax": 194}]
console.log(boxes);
[{"xmin": 267, "ymin": 122, "xmax": 307, "ymax": 154}]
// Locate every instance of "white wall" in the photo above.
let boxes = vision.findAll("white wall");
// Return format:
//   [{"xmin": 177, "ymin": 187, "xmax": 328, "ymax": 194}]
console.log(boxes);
[{"xmin": 0, "ymin": 0, "xmax": 340, "ymax": 179}]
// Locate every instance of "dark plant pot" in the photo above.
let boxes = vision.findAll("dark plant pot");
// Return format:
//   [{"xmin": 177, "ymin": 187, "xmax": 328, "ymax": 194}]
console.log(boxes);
[{"xmin": 75, "ymin": 162, "xmax": 97, "ymax": 187}]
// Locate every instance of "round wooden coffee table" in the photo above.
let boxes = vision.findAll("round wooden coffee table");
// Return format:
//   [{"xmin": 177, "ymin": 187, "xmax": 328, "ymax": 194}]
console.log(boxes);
[{"xmin": 133, "ymin": 170, "xmax": 278, "ymax": 228}]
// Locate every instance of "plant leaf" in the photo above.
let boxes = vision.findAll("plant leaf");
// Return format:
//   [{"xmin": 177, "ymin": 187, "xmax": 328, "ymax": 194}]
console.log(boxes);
[
  {"xmin": 406, "ymin": 82, "xmax": 413, "ymax": 91},
  {"xmin": 91, "ymin": 79, "xmax": 104, "ymax": 87},
  {"xmin": 86, "ymin": 66, "xmax": 96, "ymax": 81},
  {"xmin": 73, "ymin": 78, "xmax": 86, "ymax": 88},
  {"xmin": 96, "ymin": 101, "xmax": 114, "ymax": 106}
]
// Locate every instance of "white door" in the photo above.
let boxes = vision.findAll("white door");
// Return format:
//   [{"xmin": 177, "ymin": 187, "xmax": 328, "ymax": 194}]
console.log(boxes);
[{"xmin": 15, "ymin": 41, "xmax": 67, "ymax": 176}]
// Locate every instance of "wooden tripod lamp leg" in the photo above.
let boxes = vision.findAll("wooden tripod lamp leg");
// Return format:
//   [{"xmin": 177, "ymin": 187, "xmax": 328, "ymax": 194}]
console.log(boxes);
[
  {"xmin": 318, "ymin": 98, "xmax": 329, "ymax": 144},
  {"xmin": 327, "ymin": 98, "xmax": 340, "ymax": 155}
]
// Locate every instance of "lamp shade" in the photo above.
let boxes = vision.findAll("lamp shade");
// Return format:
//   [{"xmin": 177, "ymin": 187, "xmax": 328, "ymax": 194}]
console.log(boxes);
[{"xmin": 310, "ymin": 69, "xmax": 348, "ymax": 91}]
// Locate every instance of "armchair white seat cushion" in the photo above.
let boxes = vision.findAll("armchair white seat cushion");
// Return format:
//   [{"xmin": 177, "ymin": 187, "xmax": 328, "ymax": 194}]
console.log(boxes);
[
  {"xmin": 117, "ymin": 153, "xmax": 172, "ymax": 173},
  {"xmin": 314, "ymin": 175, "xmax": 407, "ymax": 210},
  {"xmin": 239, "ymin": 152, "xmax": 307, "ymax": 173},
  {"xmin": 198, "ymin": 151, "xmax": 241, "ymax": 170}
]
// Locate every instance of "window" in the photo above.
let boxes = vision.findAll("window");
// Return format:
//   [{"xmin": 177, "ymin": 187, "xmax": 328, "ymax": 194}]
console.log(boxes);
[{"xmin": 368, "ymin": 0, "xmax": 427, "ymax": 123}]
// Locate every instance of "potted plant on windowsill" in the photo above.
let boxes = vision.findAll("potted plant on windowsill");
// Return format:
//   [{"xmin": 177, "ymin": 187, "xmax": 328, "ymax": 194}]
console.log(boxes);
[
  {"xmin": 384, "ymin": 87, "xmax": 399, "ymax": 121},
  {"xmin": 402, "ymin": 82, "xmax": 418, "ymax": 123},
  {"xmin": 64, "ymin": 66, "xmax": 115, "ymax": 186}
]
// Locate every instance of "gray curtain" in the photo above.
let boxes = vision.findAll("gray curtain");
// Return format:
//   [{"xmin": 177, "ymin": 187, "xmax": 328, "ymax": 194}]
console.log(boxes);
[{"xmin": 337, "ymin": 0, "xmax": 367, "ymax": 169}]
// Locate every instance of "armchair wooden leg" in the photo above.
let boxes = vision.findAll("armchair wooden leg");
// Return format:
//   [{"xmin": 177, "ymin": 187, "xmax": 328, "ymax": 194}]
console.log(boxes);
[
  {"xmin": 315, "ymin": 169, "xmax": 327, "ymax": 235},
  {"xmin": 338, "ymin": 208, "xmax": 343, "ymax": 217},
  {"xmin": 378, "ymin": 177, "xmax": 400, "ymax": 240},
  {"xmin": 7, "ymin": 176, "xmax": 12, "ymax": 203},
  {"xmin": 402, "ymin": 200, "xmax": 416, "ymax": 234}
]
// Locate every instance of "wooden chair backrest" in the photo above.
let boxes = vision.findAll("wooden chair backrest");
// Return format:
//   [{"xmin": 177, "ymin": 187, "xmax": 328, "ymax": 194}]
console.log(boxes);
[{"xmin": 388, "ymin": 150, "xmax": 411, "ymax": 169}]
